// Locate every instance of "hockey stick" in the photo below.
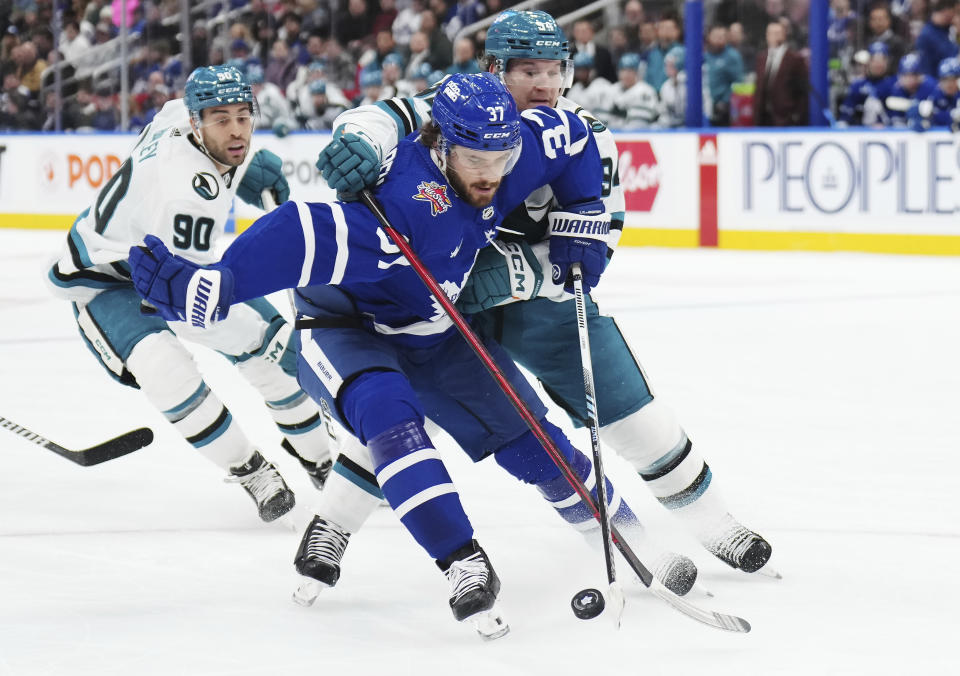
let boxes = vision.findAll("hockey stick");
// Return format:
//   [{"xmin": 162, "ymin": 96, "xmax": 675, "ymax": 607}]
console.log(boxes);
[
  {"xmin": 358, "ymin": 189, "xmax": 750, "ymax": 633},
  {"xmin": 1, "ymin": 416, "xmax": 154, "ymax": 467},
  {"xmin": 571, "ymin": 263, "xmax": 624, "ymax": 625}
]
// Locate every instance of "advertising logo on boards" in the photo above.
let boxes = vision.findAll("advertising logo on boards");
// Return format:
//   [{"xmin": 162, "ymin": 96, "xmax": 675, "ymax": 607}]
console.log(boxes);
[{"xmin": 618, "ymin": 140, "xmax": 660, "ymax": 212}]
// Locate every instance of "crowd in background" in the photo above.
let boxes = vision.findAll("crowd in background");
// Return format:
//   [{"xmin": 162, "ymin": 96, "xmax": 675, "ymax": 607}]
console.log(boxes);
[{"xmin": 3, "ymin": 0, "xmax": 960, "ymax": 133}]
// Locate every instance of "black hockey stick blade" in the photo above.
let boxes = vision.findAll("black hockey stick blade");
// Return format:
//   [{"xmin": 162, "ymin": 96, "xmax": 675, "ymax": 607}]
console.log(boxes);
[{"xmin": 2, "ymin": 416, "xmax": 154, "ymax": 466}]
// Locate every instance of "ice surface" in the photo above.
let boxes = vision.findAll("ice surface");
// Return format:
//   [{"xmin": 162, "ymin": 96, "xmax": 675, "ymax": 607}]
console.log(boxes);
[{"xmin": 1, "ymin": 230, "xmax": 957, "ymax": 675}]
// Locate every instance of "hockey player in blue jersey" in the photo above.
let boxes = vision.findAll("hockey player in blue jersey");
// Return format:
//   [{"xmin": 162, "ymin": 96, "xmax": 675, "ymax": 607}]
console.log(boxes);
[
  {"xmin": 908, "ymin": 56, "xmax": 960, "ymax": 130},
  {"xmin": 45, "ymin": 65, "xmax": 334, "ymax": 522},
  {"xmin": 128, "ymin": 72, "xmax": 654, "ymax": 637},
  {"xmin": 839, "ymin": 42, "xmax": 895, "ymax": 126},
  {"xmin": 304, "ymin": 8, "xmax": 773, "ymax": 593},
  {"xmin": 871, "ymin": 53, "xmax": 939, "ymax": 126}
]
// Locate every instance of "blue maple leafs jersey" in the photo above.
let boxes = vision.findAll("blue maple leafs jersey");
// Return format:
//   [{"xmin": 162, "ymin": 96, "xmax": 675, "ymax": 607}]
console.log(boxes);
[{"xmin": 219, "ymin": 106, "xmax": 604, "ymax": 348}]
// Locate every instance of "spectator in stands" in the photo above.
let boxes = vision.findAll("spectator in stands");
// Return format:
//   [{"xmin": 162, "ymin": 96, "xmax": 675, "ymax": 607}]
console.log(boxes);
[
  {"xmin": 863, "ymin": 1, "xmax": 906, "ymax": 74},
  {"xmin": 571, "ymin": 19, "xmax": 616, "ymax": 83},
  {"xmin": 335, "ymin": 0, "xmax": 375, "ymax": 51},
  {"xmin": 372, "ymin": 0, "xmax": 399, "ymax": 36},
  {"xmin": 567, "ymin": 51, "xmax": 613, "ymax": 113},
  {"xmin": 364, "ymin": 29, "xmax": 400, "ymax": 71},
  {"xmin": 321, "ymin": 35, "xmax": 357, "ymax": 91},
  {"xmin": 397, "ymin": 60, "xmax": 432, "ymax": 96},
  {"xmin": 599, "ymin": 52, "xmax": 659, "ymax": 129},
  {"xmin": 622, "ymin": 0, "xmax": 645, "ymax": 51},
  {"xmin": 281, "ymin": 11, "xmax": 310, "ymax": 66},
  {"xmin": 658, "ymin": 45, "xmax": 687, "ymax": 127},
  {"xmin": 0, "ymin": 69, "xmax": 39, "ymax": 130},
  {"xmin": 265, "ymin": 37, "xmax": 298, "ymax": 92},
  {"xmin": 248, "ymin": 63, "xmax": 298, "ymax": 136},
  {"xmin": 379, "ymin": 52, "xmax": 404, "ymax": 97},
  {"xmin": 839, "ymin": 41, "xmax": 895, "ymax": 125},
  {"xmin": 90, "ymin": 82, "xmax": 118, "ymax": 130},
  {"xmin": 301, "ymin": 79, "xmax": 348, "ymax": 129},
  {"xmin": 644, "ymin": 11, "xmax": 681, "ymax": 92},
  {"xmin": 755, "ymin": 21, "xmax": 808, "ymax": 126},
  {"xmin": 704, "ymin": 23, "xmax": 745, "ymax": 126},
  {"xmin": 59, "ymin": 19, "xmax": 91, "ymax": 65},
  {"xmin": 419, "ymin": 9, "xmax": 452, "ymax": 70},
  {"xmin": 445, "ymin": 35, "xmax": 480, "ymax": 74},
  {"xmin": 915, "ymin": 0, "xmax": 958, "ymax": 77},
  {"xmin": 2, "ymin": 26, "xmax": 20, "ymax": 63},
  {"xmin": 608, "ymin": 26, "xmax": 630, "ymax": 68},
  {"xmin": 352, "ymin": 66, "xmax": 383, "ymax": 106},
  {"xmin": 405, "ymin": 30, "xmax": 433, "ymax": 78},
  {"xmin": 728, "ymin": 21, "xmax": 754, "ymax": 66},
  {"xmin": 445, "ymin": 0, "xmax": 485, "ymax": 42},
  {"xmin": 13, "ymin": 41, "xmax": 46, "ymax": 94},
  {"xmin": 393, "ymin": 0, "xmax": 425, "ymax": 48}
]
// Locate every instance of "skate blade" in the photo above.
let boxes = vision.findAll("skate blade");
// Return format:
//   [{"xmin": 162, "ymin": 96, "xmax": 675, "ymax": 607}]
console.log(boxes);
[
  {"xmin": 292, "ymin": 578, "xmax": 329, "ymax": 607},
  {"xmin": 755, "ymin": 564, "xmax": 782, "ymax": 580},
  {"xmin": 470, "ymin": 604, "xmax": 510, "ymax": 641}
]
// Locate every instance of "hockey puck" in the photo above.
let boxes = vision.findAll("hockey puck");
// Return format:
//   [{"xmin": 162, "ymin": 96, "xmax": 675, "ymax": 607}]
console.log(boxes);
[{"xmin": 571, "ymin": 588, "xmax": 605, "ymax": 619}]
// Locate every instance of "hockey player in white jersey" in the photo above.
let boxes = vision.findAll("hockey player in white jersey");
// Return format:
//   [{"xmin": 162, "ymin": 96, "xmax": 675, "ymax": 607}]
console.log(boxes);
[
  {"xmin": 46, "ymin": 65, "xmax": 332, "ymax": 521},
  {"xmin": 596, "ymin": 52, "xmax": 660, "ymax": 129},
  {"xmin": 300, "ymin": 9, "xmax": 773, "ymax": 597}
]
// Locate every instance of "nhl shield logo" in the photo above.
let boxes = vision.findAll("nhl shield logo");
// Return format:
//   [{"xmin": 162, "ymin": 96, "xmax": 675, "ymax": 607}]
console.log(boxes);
[{"xmin": 413, "ymin": 181, "xmax": 451, "ymax": 216}]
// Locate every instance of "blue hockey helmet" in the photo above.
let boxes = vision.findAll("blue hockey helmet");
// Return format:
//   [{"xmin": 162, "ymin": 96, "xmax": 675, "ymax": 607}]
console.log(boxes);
[
  {"xmin": 938, "ymin": 56, "xmax": 960, "ymax": 79},
  {"xmin": 898, "ymin": 53, "xmax": 923, "ymax": 76},
  {"xmin": 184, "ymin": 65, "xmax": 254, "ymax": 118},
  {"xmin": 359, "ymin": 68, "xmax": 383, "ymax": 88},
  {"xmin": 618, "ymin": 53, "xmax": 642, "ymax": 72},
  {"xmin": 867, "ymin": 41, "xmax": 890, "ymax": 58},
  {"xmin": 485, "ymin": 10, "xmax": 569, "ymax": 63},
  {"xmin": 573, "ymin": 52, "xmax": 594, "ymax": 69},
  {"xmin": 432, "ymin": 73, "xmax": 520, "ymax": 152}
]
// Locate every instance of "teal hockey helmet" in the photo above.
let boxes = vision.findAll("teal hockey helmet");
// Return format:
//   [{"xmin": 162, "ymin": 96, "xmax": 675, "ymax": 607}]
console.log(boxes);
[
  {"xmin": 184, "ymin": 65, "xmax": 254, "ymax": 119},
  {"xmin": 485, "ymin": 11, "xmax": 573, "ymax": 90}
]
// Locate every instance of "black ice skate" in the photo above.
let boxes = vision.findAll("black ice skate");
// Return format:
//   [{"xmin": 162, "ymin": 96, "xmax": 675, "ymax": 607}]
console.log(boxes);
[
  {"xmin": 226, "ymin": 451, "xmax": 296, "ymax": 522},
  {"xmin": 703, "ymin": 514, "xmax": 775, "ymax": 575},
  {"xmin": 282, "ymin": 438, "xmax": 333, "ymax": 490},
  {"xmin": 292, "ymin": 516, "xmax": 350, "ymax": 607},
  {"xmin": 437, "ymin": 540, "xmax": 509, "ymax": 640}
]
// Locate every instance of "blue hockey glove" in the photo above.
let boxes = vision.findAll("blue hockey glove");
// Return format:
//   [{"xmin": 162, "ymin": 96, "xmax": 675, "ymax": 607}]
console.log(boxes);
[
  {"xmin": 237, "ymin": 149, "xmax": 289, "ymax": 209},
  {"xmin": 316, "ymin": 126, "xmax": 380, "ymax": 194},
  {"xmin": 456, "ymin": 240, "xmax": 544, "ymax": 314},
  {"xmin": 547, "ymin": 200, "xmax": 610, "ymax": 294},
  {"xmin": 128, "ymin": 235, "xmax": 234, "ymax": 327}
]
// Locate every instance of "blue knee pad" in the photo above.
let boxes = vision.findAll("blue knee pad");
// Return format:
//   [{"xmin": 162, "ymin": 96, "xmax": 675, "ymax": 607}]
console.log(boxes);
[
  {"xmin": 368, "ymin": 419, "xmax": 472, "ymax": 561},
  {"xmin": 340, "ymin": 370, "xmax": 424, "ymax": 444},
  {"xmin": 493, "ymin": 419, "xmax": 576, "ymax": 485}
]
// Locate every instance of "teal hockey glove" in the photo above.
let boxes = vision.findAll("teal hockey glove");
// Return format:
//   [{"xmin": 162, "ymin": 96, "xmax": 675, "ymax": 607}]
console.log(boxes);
[
  {"xmin": 316, "ymin": 127, "xmax": 380, "ymax": 194},
  {"xmin": 456, "ymin": 240, "xmax": 544, "ymax": 315},
  {"xmin": 237, "ymin": 149, "xmax": 289, "ymax": 208}
]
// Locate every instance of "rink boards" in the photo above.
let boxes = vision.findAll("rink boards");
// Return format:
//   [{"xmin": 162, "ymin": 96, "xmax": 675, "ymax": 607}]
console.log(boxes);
[{"xmin": 2, "ymin": 128, "xmax": 959, "ymax": 255}]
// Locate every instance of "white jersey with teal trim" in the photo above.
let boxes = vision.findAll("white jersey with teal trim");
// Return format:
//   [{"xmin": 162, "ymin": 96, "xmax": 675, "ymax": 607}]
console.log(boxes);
[
  {"xmin": 47, "ymin": 99, "xmax": 256, "ymax": 305},
  {"xmin": 333, "ymin": 85, "xmax": 626, "ymax": 253}
]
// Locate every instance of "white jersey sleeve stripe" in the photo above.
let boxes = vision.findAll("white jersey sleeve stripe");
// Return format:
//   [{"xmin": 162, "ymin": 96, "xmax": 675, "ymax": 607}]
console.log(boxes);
[
  {"xmin": 295, "ymin": 200, "xmax": 316, "ymax": 287},
  {"xmin": 328, "ymin": 202, "xmax": 350, "ymax": 285}
]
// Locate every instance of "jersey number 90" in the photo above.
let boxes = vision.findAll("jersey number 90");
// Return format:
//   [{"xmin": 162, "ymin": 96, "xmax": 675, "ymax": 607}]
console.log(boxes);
[{"xmin": 173, "ymin": 214, "xmax": 214, "ymax": 251}]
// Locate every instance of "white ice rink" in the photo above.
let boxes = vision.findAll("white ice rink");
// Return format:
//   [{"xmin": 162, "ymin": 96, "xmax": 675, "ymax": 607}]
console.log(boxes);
[{"xmin": 1, "ymin": 229, "xmax": 957, "ymax": 676}]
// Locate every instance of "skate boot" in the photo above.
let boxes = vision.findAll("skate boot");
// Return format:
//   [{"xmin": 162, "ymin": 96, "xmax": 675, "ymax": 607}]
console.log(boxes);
[
  {"xmin": 282, "ymin": 438, "xmax": 333, "ymax": 490},
  {"xmin": 292, "ymin": 516, "xmax": 350, "ymax": 606},
  {"xmin": 437, "ymin": 540, "xmax": 509, "ymax": 640},
  {"xmin": 701, "ymin": 513, "xmax": 773, "ymax": 574},
  {"xmin": 226, "ymin": 451, "xmax": 296, "ymax": 522}
]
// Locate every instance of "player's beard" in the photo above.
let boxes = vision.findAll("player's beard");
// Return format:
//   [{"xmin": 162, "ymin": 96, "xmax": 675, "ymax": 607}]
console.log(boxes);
[
  {"xmin": 446, "ymin": 165, "xmax": 501, "ymax": 208},
  {"xmin": 202, "ymin": 133, "xmax": 249, "ymax": 168}
]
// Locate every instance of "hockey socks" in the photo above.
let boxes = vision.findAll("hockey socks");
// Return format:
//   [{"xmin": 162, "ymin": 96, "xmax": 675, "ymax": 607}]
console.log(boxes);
[{"xmin": 369, "ymin": 420, "xmax": 474, "ymax": 562}]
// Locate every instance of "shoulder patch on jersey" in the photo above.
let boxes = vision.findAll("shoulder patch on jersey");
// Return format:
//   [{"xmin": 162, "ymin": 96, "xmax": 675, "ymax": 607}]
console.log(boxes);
[
  {"xmin": 412, "ymin": 180, "xmax": 452, "ymax": 216},
  {"xmin": 192, "ymin": 172, "xmax": 220, "ymax": 200}
]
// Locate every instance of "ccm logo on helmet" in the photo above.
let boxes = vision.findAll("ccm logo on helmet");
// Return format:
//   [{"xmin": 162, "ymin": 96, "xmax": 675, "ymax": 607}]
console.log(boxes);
[
  {"xmin": 535, "ymin": 40, "xmax": 561, "ymax": 46},
  {"xmin": 483, "ymin": 131, "xmax": 511, "ymax": 138}
]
